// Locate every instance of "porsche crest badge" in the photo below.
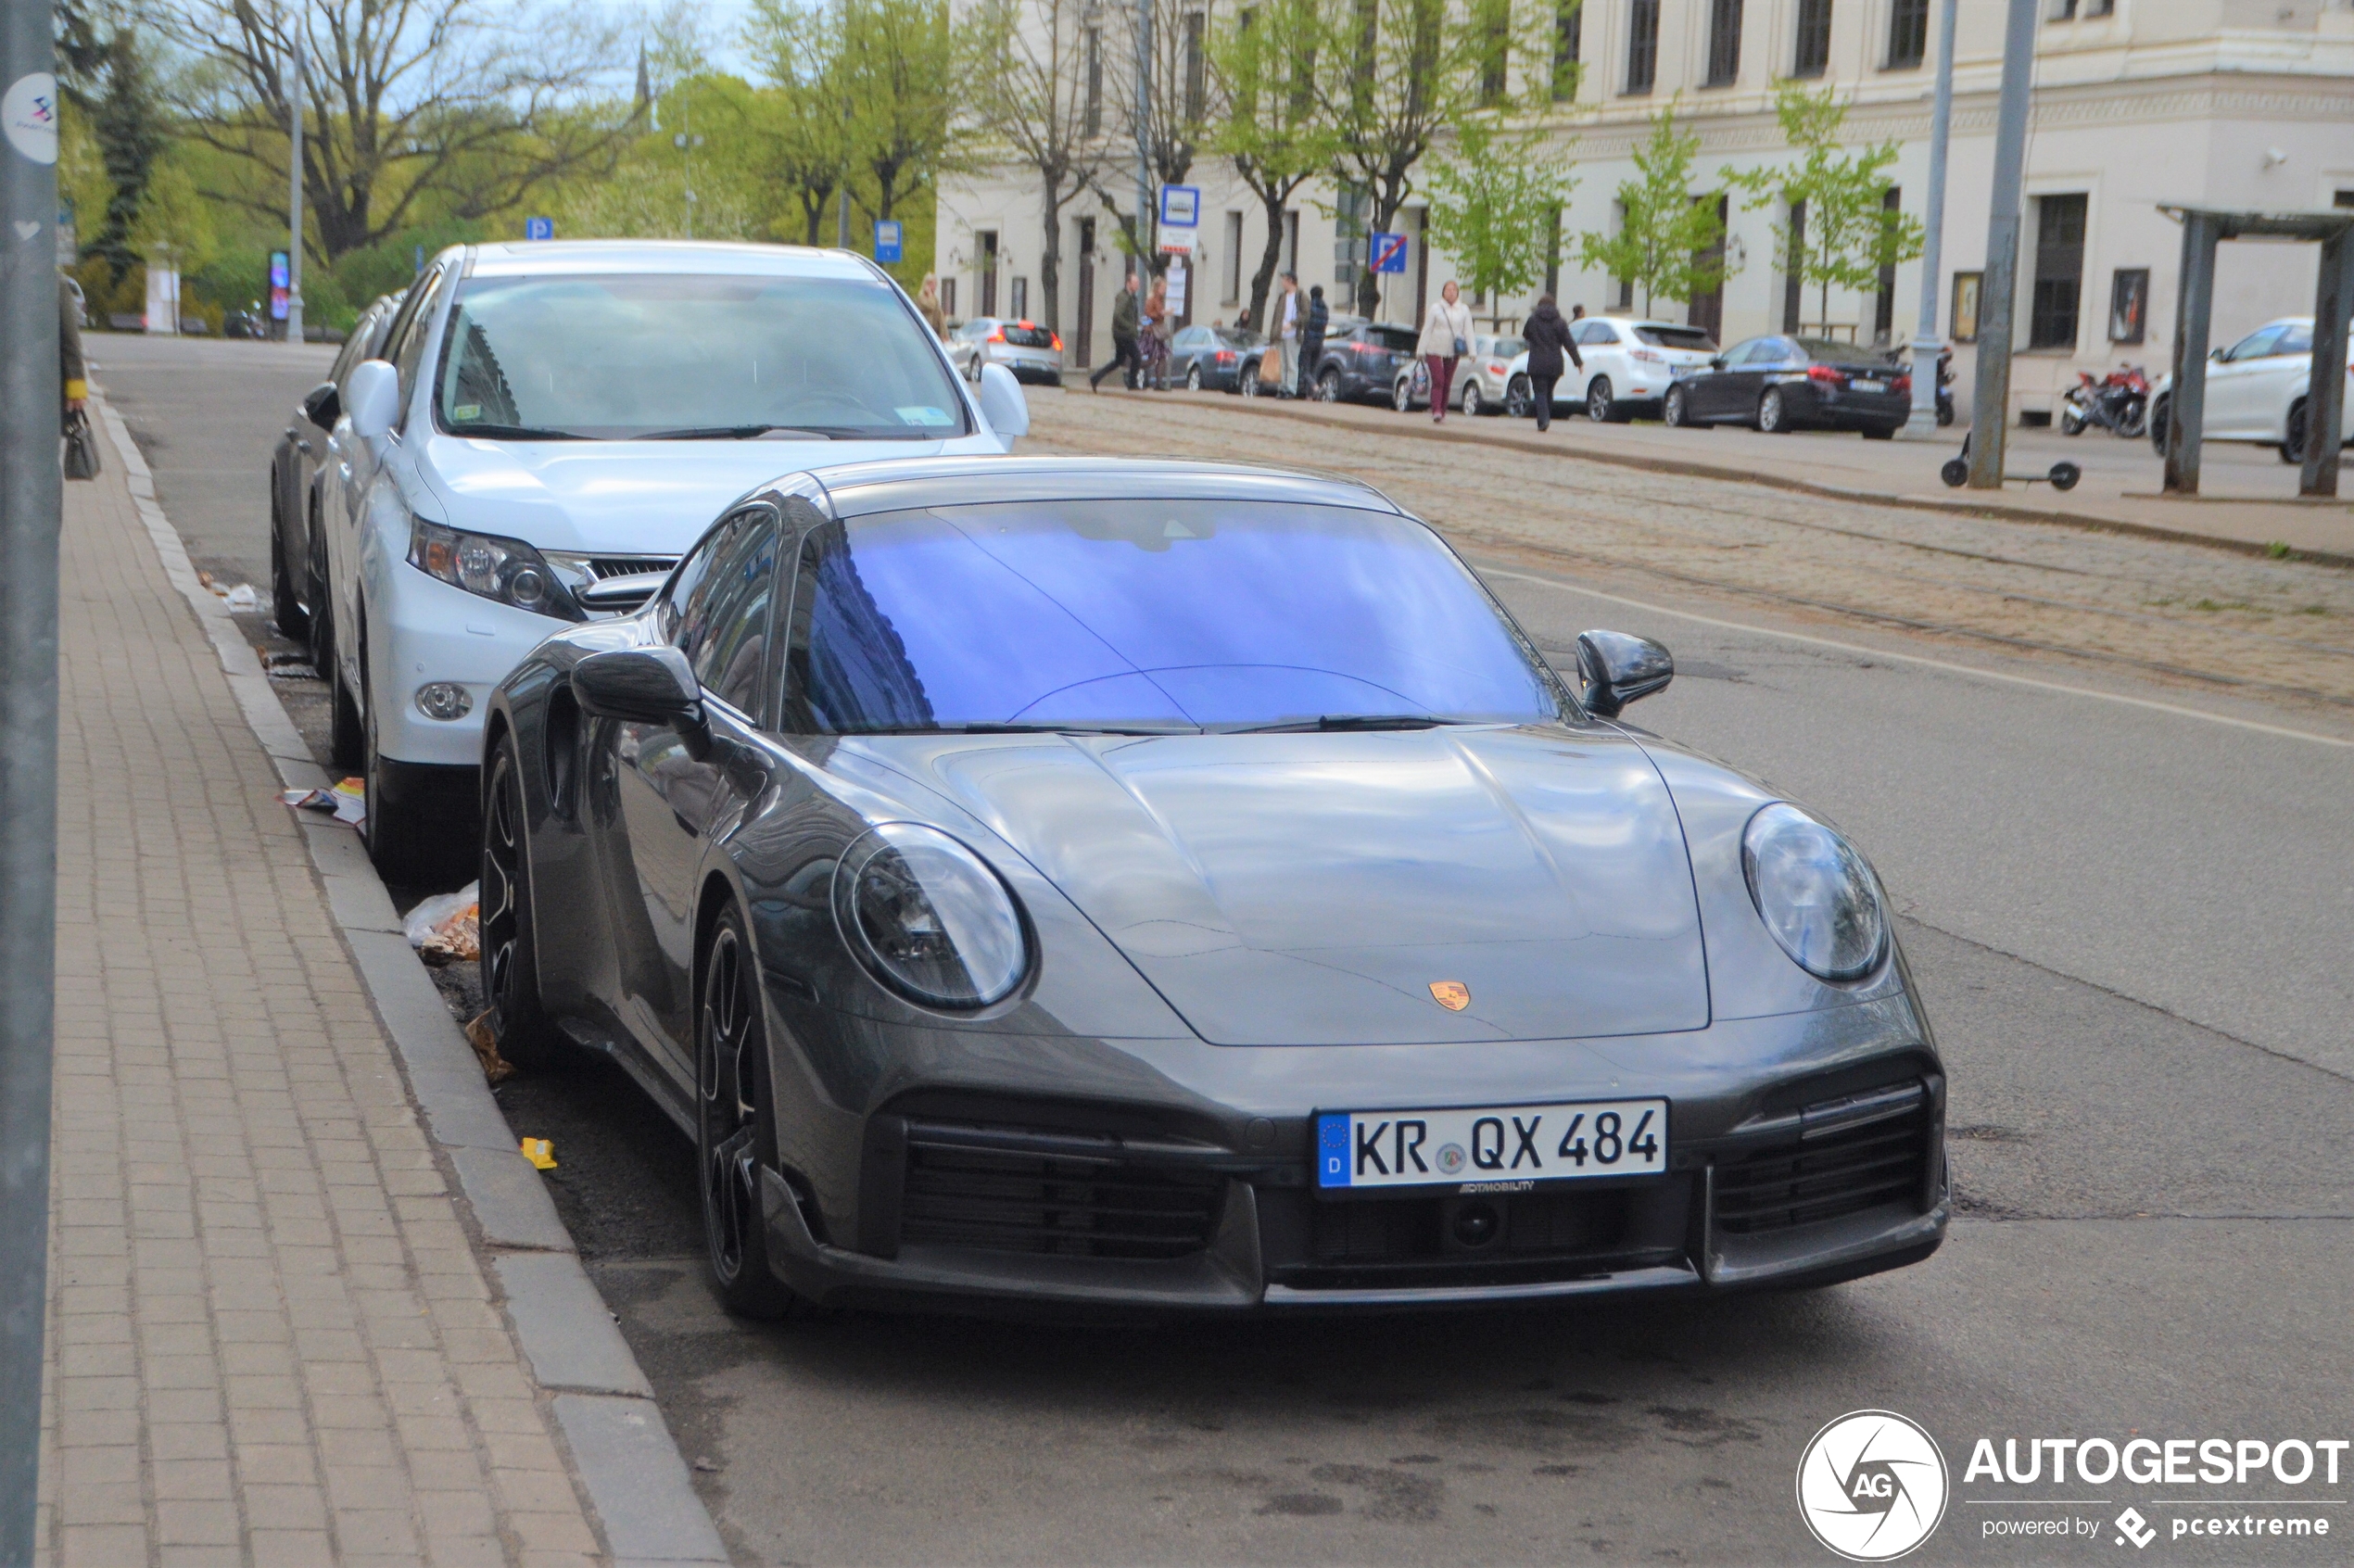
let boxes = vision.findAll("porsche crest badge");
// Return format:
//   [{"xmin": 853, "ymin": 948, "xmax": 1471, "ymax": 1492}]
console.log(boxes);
[{"xmin": 1428, "ymin": 980, "xmax": 1471, "ymax": 1012}]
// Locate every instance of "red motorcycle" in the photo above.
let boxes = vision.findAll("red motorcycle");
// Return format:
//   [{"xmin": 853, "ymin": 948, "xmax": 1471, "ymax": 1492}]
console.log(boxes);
[{"xmin": 2061, "ymin": 364, "xmax": 2149, "ymax": 438}]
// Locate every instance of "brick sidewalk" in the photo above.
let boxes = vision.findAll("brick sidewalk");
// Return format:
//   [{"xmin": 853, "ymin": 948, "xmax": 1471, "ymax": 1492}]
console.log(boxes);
[{"xmin": 38, "ymin": 431, "xmax": 606, "ymax": 1564}]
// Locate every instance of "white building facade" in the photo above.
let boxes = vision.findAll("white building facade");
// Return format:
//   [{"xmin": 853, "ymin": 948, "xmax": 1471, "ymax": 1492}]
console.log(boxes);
[{"xmin": 937, "ymin": 0, "xmax": 2354, "ymax": 421}]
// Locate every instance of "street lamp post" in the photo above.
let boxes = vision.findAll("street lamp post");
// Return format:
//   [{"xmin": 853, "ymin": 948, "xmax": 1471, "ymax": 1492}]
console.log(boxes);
[
  {"xmin": 0, "ymin": 0, "xmax": 64, "ymax": 1556},
  {"xmin": 1901, "ymin": 0, "xmax": 1956, "ymax": 440},
  {"xmin": 1968, "ymin": 0, "xmax": 2040, "ymax": 488},
  {"xmin": 1133, "ymin": 0, "xmax": 1152, "ymax": 267},
  {"xmin": 285, "ymin": 9, "xmax": 304, "ymax": 344}
]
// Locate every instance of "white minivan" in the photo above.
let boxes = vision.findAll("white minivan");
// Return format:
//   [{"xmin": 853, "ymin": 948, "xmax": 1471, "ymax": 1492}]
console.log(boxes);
[{"xmin": 317, "ymin": 240, "xmax": 1031, "ymax": 880}]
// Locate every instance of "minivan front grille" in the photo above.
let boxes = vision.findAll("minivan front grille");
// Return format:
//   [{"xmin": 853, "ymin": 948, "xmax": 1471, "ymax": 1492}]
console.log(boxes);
[
  {"xmin": 898, "ymin": 1124, "xmax": 1223, "ymax": 1261},
  {"xmin": 1714, "ymin": 1088, "xmax": 1932, "ymax": 1235}
]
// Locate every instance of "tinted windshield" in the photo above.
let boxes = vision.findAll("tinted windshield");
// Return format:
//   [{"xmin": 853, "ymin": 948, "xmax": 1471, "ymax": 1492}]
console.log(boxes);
[
  {"xmin": 435, "ymin": 272, "xmax": 968, "ymax": 440},
  {"xmin": 1637, "ymin": 325, "xmax": 1717, "ymax": 352},
  {"xmin": 784, "ymin": 499, "xmax": 1563, "ymax": 733}
]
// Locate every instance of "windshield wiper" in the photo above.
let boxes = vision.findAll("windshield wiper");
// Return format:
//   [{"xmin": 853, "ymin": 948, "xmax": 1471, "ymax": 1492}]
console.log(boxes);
[
  {"xmin": 1228, "ymin": 714, "xmax": 1468, "ymax": 734},
  {"xmin": 637, "ymin": 424, "xmax": 836, "ymax": 440},
  {"xmin": 448, "ymin": 423, "xmax": 590, "ymax": 440}
]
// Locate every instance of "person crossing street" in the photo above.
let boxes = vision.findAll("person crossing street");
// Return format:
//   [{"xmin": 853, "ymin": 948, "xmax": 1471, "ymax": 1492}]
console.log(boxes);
[
  {"xmin": 1090, "ymin": 272, "xmax": 1145, "ymax": 391},
  {"xmin": 1417, "ymin": 280, "xmax": 1474, "ymax": 424},
  {"xmin": 1520, "ymin": 294, "xmax": 1581, "ymax": 433},
  {"xmin": 1297, "ymin": 285, "xmax": 1329, "ymax": 399}
]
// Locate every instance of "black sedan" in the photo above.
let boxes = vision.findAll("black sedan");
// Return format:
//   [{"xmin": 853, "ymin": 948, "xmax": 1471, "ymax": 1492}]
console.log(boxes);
[
  {"xmin": 269, "ymin": 290, "xmax": 400, "ymax": 672},
  {"xmin": 1169, "ymin": 323, "xmax": 1263, "ymax": 391},
  {"xmin": 479, "ymin": 456, "xmax": 1947, "ymax": 1317},
  {"xmin": 1665, "ymin": 335, "xmax": 1913, "ymax": 438},
  {"xmin": 1241, "ymin": 319, "xmax": 1420, "ymax": 404}
]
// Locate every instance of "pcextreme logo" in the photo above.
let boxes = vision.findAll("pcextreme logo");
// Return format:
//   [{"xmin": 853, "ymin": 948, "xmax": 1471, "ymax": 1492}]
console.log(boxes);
[{"xmin": 1797, "ymin": 1410, "xmax": 1952, "ymax": 1562}]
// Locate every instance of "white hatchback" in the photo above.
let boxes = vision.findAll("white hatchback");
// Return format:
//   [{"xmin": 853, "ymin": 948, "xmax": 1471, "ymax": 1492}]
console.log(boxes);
[
  {"xmin": 1506, "ymin": 317, "xmax": 1720, "ymax": 422},
  {"xmin": 315, "ymin": 239, "xmax": 1030, "ymax": 880},
  {"xmin": 2148, "ymin": 316, "xmax": 2354, "ymax": 462},
  {"xmin": 1389, "ymin": 333, "xmax": 1525, "ymax": 415}
]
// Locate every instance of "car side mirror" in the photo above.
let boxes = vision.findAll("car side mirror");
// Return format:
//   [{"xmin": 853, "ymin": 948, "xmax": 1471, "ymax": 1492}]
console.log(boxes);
[
  {"xmin": 1575, "ymin": 629, "xmax": 1674, "ymax": 719},
  {"xmin": 302, "ymin": 380, "xmax": 341, "ymax": 431},
  {"xmin": 1707, "ymin": 357, "xmax": 1726, "ymax": 371},
  {"xmin": 345, "ymin": 359, "xmax": 399, "ymax": 447},
  {"xmin": 572, "ymin": 646, "xmax": 712, "ymax": 759},
  {"xmin": 2208, "ymin": 347, "xmax": 2226, "ymax": 363},
  {"xmin": 976, "ymin": 361, "xmax": 1031, "ymax": 447}
]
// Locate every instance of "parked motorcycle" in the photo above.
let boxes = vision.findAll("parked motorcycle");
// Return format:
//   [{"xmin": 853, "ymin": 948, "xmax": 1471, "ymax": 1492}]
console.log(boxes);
[{"xmin": 2061, "ymin": 364, "xmax": 2149, "ymax": 438}]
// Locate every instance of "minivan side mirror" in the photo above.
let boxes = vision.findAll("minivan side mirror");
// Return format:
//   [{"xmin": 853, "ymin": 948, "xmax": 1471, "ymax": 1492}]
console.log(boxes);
[
  {"xmin": 572, "ymin": 646, "xmax": 712, "ymax": 759},
  {"xmin": 976, "ymin": 361, "xmax": 1031, "ymax": 446},
  {"xmin": 302, "ymin": 380, "xmax": 341, "ymax": 431},
  {"xmin": 345, "ymin": 360, "xmax": 400, "ymax": 446},
  {"xmin": 1575, "ymin": 629, "xmax": 1675, "ymax": 719},
  {"xmin": 1707, "ymin": 356, "xmax": 1726, "ymax": 371}
]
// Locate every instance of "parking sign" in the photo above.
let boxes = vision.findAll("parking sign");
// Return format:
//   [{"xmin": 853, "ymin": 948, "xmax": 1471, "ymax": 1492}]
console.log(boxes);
[
  {"xmin": 874, "ymin": 220, "xmax": 903, "ymax": 263},
  {"xmin": 1371, "ymin": 233, "xmax": 1408, "ymax": 274},
  {"xmin": 524, "ymin": 216, "xmax": 553, "ymax": 241}
]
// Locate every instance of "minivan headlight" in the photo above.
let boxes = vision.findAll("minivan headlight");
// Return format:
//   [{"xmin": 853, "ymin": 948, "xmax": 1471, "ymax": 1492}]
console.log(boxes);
[
  {"xmin": 832, "ymin": 824, "xmax": 1028, "ymax": 1008},
  {"xmin": 408, "ymin": 517, "xmax": 583, "ymax": 621},
  {"xmin": 1740, "ymin": 803, "xmax": 1888, "ymax": 981}
]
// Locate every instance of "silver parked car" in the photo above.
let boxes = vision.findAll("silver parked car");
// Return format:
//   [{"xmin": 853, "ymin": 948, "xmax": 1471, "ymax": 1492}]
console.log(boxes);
[{"xmin": 947, "ymin": 316, "xmax": 1066, "ymax": 386}]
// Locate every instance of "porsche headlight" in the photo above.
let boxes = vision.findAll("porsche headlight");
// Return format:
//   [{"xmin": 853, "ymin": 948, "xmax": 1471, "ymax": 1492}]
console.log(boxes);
[
  {"xmin": 832, "ymin": 824, "xmax": 1028, "ymax": 1007},
  {"xmin": 1741, "ymin": 803, "xmax": 1888, "ymax": 982},
  {"xmin": 408, "ymin": 516, "xmax": 583, "ymax": 621}
]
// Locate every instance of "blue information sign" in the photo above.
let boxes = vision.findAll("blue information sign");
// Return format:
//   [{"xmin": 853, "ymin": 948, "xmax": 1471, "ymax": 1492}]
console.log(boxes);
[
  {"xmin": 524, "ymin": 216, "xmax": 553, "ymax": 241},
  {"xmin": 1370, "ymin": 232, "xmax": 1409, "ymax": 275},
  {"xmin": 874, "ymin": 219, "xmax": 903, "ymax": 264}
]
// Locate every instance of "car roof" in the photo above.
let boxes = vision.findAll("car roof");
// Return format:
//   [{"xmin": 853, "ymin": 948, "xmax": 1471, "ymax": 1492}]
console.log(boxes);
[
  {"xmin": 794, "ymin": 456, "xmax": 1405, "ymax": 519},
  {"xmin": 462, "ymin": 239, "xmax": 882, "ymax": 282}
]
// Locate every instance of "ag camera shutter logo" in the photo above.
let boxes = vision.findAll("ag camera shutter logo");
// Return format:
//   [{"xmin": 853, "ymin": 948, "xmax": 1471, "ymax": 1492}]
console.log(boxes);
[{"xmin": 1796, "ymin": 1410, "xmax": 1950, "ymax": 1562}]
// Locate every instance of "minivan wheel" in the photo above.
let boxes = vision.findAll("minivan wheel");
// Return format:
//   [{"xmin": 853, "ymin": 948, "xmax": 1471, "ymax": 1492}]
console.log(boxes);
[
  {"xmin": 699, "ymin": 908, "xmax": 804, "ymax": 1321},
  {"xmin": 1587, "ymin": 377, "xmax": 1614, "ymax": 423},
  {"xmin": 361, "ymin": 664, "xmax": 433, "ymax": 885}
]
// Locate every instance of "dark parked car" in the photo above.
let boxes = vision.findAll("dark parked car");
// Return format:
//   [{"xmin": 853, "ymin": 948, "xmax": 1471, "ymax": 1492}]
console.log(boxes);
[
  {"xmin": 269, "ymin": 291, "xmax": 401, "ymax": 669},
  {"xmin": 1169, "ymin": 324, "xmax": 1263, "ymax": 391},
  {"xmin": 1240, "ymin": 318, "xmax": 1418, "ymax": 404},
  {"xmin": 480, "ymin": 454, "xmax": 1947, "ymax": 1318},
  {"xmin": 1665, "ymin": 335, "xmax": 1912, "ymax": 438}
]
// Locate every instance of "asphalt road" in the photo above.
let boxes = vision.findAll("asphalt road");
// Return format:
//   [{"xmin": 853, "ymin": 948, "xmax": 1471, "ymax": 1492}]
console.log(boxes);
[{"xmin": 94, "ymin": 334, "xmax": 2354, "ymax": 1567}]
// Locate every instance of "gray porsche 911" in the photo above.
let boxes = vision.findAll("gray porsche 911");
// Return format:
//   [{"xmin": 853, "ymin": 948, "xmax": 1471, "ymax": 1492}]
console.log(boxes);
[{"xmin": 478, "ymin": 456, "xmax": 1946, "ymax": 1317}]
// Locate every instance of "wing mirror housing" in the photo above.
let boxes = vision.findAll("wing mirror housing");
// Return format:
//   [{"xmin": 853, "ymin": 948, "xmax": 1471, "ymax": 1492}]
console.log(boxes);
[
  {"xmin": 976, "ymin": 361, "xmax": 1031, "ymax": 447},
  {"xmin": 1707, "ymin": 356, "xmax": 1726, "ymax": 371},
  {"xmin": 1575, "ymin": 629, "xmax": 1674, "ymax": 719},
  {"xmin": 572, "ymin": 646, "xmax": 712, "ymax": 760},
  {"xmin": 345, "ymin": 359, "xmax": 400, "ymax": 448},
  {"xmin": 301, "ymin": 380, "xmax": 341, "ymax": 431}
]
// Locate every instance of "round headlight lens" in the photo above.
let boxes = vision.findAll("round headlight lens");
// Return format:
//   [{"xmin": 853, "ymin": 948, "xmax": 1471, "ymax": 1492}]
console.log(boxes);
[
  {"xmin": 832, "ymin": 824, "xmax": 1027, "ymax": 1007},
  {"xmin": 1740, "ymin": 803, "xmax": 1888, "ymax": 981}
]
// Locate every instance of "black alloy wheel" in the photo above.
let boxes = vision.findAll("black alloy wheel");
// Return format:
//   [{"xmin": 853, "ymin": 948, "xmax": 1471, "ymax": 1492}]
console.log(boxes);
[
  {"xmin": 2282, "ymin": 400, "xmax": 2308, "ymax": 466},
  {"xmin": 1315, "ymin": 368, "xmax": 1342, "ymax": 403},
  {"xmin": 1504, "ymin": 375, "xmax": 1534, "ymax": 419},
  {"xmin": 1586, "ymin": 377, "xmax": 1614, "ymax": 423},
  {"xmin": 1664, "ymin": 386, "xmax": 1690, "ymax": 428},
  {"xmin": 1757, "ymin": 387, "xmax": 1789, "ymax": 434},
  {"xmin": 698, "ymin": 909, "xmax": 800, "ymax": 1320},
  {"xmin": 270, "ymin": 503, "xmax": 306, "ymax": 640},
  {"xmin": 479, "ymin": 738, "xmax": 561, "ymax": 1069}
]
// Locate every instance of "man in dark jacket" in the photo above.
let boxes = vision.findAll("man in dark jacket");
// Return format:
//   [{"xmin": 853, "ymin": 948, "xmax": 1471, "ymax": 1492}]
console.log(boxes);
[
  {"xmin": 1297, "ymin": 285, "xmax": 1330, "ymax": 398},
  {"xmin": 1521, "ymin": 295, "xmax": 1581, "ymax": 432},
  {"xmin": 1090, "ymin": 272, "xmax": 1145, "ymax": 390}
]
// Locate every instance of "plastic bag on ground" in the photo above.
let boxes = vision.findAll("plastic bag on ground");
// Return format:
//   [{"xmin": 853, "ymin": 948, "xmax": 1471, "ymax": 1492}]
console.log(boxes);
[{"xmin": 405, "ymin": 881, "xmax": 480, "ymax": 965}]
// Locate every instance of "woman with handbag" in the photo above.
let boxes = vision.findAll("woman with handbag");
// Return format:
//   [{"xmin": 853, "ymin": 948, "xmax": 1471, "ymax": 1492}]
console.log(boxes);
[
  {"xmin": 61, "ymin": 273, "xmax": 100, "ymax": 480},
  {"xmin": 1416, "ymin": 280, "xmax": 1475, "ymax": 424}
]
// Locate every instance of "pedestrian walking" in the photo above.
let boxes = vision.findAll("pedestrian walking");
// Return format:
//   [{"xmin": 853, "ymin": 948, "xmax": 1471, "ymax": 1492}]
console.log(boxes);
[
  {"xmin": 1521, "ymin": 294, "xmax": 1581, "ymax": 433},
  {"xmin": 1275, "ymin": 272, "xmax": 1301, "ymax": 397},
  {"xmin": 1090, "ymin": 272, "xmax": 1145, "ymax": 391},
  {"xmin": 1298, "ymin": 285, "xmax": 1329, "ymax": 399},
  {"xmin": 916, "ymin": 273, "xmax": 948, "ymax": 341},
  {"xmin": 1417, "ymin": 280, "xmax": 1474, "ymax": 424},
  {"xmin": 1142, "ymin": 274, "xmax": 1171, "ymax": 389},
  {"xmin": 1570, "ymin": 303, "xmax": 1586, "ymax": 323}
]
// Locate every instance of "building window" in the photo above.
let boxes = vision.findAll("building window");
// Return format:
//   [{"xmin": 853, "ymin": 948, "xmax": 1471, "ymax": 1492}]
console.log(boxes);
[
  {"xmin": 2047, "ymin": 0, "xmax": 2076, "ymax": 19},
  {"xmin": 1872, "ymin": 187, "xmax": 1901, "ymax": 344},
  {"xmin": 1478, "ymin": 0, "xmax": 1510, "ymax": 104},
  {"xmin": 1335, "ymin": 183, "xmax": 1369, "ymax": 288},
  {"xmin": 1704, "ymin": 0, "xmax": 1743, "ymax": 86},
  {"xmin": 1084, "ymin": 27, "xmax": 1102, "ymax": 138},
  {"xmin": 2085, "ymin": 0, "xmax": 2112, "ymax": 13},
  {"xmin": 1793, "ymin": 0, "xmax": 1831, "ymax": 79},
  {"xmin": 1183, "ymin": 11, "xmax": 1207, "ymax": 122},
  {"xmin": 978, "ymin": 231, "xmax": 999, "ymax": 318},
  {"xmin": 1223, "ymin": 212, "xmax": 1244, "ymax": 302},
  {"xmin": 2338, "ymin": 189, "xmax": 2354, "ymax": 209},
  {"xmin": 1886, "ymin": 0, "xmax": 1928, "ymax": 69},
  {"xmin": 1284, "ymin": 209, "xmax": 1299, "ymax": 274},
  {"xmin": 1626, "ymin": 0, "xmax": 1659, "ymax": 94},
  {"xmin": 2108, "ymin": 268, "xmax": 2148, "ymax": 345},
  {"xmin": 1610, "ymin": 200, "xmax": 1634, "ymax": 308},
  {"xmin": 1010, "ymin": 277, "xmax": 1029, "ymax": 321},
  {"xmin": 1553, "ymin": 0, "xmax": 1581, "ymax": 100},
  {"xmin": 1950, "ymin": 271, "xmax": 1981, "ymax": 344},
  {"xmin": 2030, "ymin": 193, "xmax": 2086, "ymax": 349},
  {"xmin": 940, "ymin": 276, "xmax": 956, "ymax": 320}
]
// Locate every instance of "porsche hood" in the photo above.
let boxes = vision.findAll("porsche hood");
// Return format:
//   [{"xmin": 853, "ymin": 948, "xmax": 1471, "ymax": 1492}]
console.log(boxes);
[{"xmin": 887, "ymin": 727, "xmax": 1711, "ymax": 1046}]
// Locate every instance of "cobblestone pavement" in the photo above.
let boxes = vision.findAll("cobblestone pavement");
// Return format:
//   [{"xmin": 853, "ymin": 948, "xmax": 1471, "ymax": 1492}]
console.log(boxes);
[
  {"xmin": 38, "ymin": 424, "xmax": 606, "ymax": 1565},
  {"xmin": 1029, "ymin": 390, "xmax": 2354, "ymax": 715}
]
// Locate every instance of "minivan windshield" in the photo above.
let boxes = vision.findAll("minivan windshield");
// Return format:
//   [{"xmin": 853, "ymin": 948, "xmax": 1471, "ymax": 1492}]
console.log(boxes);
[
  {"xmin": 783, "ymin": 499, "xmax": 1565, "ymax": 734},
  {"xmin": 436, "ymin": 272, "xmax": 968, "ymax": 440}
]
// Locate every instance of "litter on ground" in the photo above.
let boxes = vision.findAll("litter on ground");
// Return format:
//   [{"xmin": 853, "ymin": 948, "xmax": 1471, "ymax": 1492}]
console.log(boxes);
[
  {"xmin": 465, "ymin": 1010, "xmax": 514, "ymax": 1084},
  {"xmin": 278, "ymin": 776, "xmax": 365, "ymax": 828},
  {"xmin": 405, "ymin": 882, "xmax": 480, "ymax": 964},
  {"xmin": 521, "ymin": 1137, "xmax": 557, "ymax": 1170}
]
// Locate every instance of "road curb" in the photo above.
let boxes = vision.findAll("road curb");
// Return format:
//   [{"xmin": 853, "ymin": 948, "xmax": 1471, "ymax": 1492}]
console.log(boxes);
[
  {"xmin": 1149, "ymin": 389, "xmax": 2354, "ymax": 571},
  {"xmin": 94, "ymin": 393, "xmax": 731, "ymax": 1567}
]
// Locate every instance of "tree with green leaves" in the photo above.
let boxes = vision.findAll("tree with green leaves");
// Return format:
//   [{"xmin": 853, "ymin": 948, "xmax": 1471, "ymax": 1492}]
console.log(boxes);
[
  {"xmin": 1576, "ymin": 103, "xmax": 1726, "ymax": 318},
  {"xmin": 743, "ymin": 0, "xmax": 856, "ymax": 245},
  {"xmin": 1207, "ymin": 0, "xmax": 1330, "ymax": 332},
  {"xmin": 1727, "ymin": 83, "xmax": 1923, "ymax": 336},
  {"xmin": 838, "ymin": 0, "xmax": 961, "ymax": 224},
  {"xmin": 1422, "ymin": 118, "xmax": 1574, "ymax": 314},
  {"xmin": 956, "ymin": 0, "xmax": 1107, "ymax": 336}
]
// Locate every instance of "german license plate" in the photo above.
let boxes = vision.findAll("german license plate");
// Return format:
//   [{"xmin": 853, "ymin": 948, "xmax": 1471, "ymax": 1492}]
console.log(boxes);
[
  {"xmin": 1315, "ymin": 1100, "xmax": 1667, "ymax": 1192},
  {"xmin": 1852, "ymin": 379, "xmax": 1885, "ymax": 394}
]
